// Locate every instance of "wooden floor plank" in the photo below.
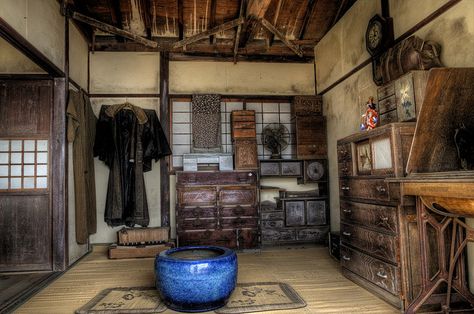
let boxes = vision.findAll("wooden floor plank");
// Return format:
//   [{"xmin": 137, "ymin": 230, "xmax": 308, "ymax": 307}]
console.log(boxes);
[{"xmin": 14, "ymin": 245, "xmax": 398, "ymax": 314}]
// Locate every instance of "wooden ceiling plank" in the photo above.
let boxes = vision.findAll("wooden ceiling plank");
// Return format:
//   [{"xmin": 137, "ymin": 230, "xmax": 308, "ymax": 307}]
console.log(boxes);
[
  {"xmin": 233, "ymin": 0, "xmax": 245, "ymax": 63},
  {"xmin": 299, "ymin": 0, "xmax": 316, "ymax": 40},
  {"xmin": 108, "ymin": 0, "xmax": 124, "ymax": 42},
  {"xmin": 209, "ymin": 0, "xmax": 217, "ymax": 44},
  {"xmin": 141, "ymin": 0, "xmax": 153, "ymax": 39},
  {"xmin": 71, "ymin": 11, "xmax": 158, "ymax": 48},
  {"xmin": 177, "ymin": 0, "xmax": 184, "ymax": 40},
  {"xmin": 173, "ymin": 17, "xmax": 245, "ymax": 49},
  {"xmin": 238, "ymin": 0, "xmax": 271, "ymax": 48},
  {"xmin": 260, "ymin": 18, "xmax": 303, "ymax": 57},
  {"xmin": 268, "ymin": 0, "xmax": 282, "ymax": 46}
]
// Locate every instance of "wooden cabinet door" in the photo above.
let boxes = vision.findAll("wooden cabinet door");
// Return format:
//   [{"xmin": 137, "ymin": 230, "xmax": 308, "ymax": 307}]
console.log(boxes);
[{"xmin": 0, "ymin": 80, "xmax": 54, "ymax": 272}]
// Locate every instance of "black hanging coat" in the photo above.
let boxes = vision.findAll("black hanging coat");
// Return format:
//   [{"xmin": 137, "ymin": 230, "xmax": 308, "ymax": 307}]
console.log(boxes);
[{"xmin": 94, "ymin": 104, "xmax": 171, "ymax": 227}]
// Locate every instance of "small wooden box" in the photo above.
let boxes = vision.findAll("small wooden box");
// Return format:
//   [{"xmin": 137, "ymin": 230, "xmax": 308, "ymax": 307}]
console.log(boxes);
[
  {"xmin": 231, "ymin": 110, "xmax": 256, "ymax": 139},
  {"xmin": 294, "ymin": 115, "xmax": 327, "ymax": 159},
  {"xmin": 234, "ymin": 138, "xmax": 258, "ymax": 169},
  {"xmin": 117, "ymin": 227, "xmax": 169, "ymax": 245},
  {"xmin": 291, "ymin": 95, "xmax": 322, "ymax": 116}
]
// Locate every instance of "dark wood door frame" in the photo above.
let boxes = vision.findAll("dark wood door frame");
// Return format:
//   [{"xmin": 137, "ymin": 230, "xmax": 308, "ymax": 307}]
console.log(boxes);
[{"xmin": 0, "ymin": 17, "xmax": 68, "ymax": 271}]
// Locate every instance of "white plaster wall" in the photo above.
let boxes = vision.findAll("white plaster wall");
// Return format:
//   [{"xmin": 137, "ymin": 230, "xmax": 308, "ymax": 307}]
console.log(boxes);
[
  {"xmin": 0, "ymin": 0, "xmax": 65, "ymax": 71},
  {"xmin": 69, "ymin": 22, "xmax": 88, "ymax": 90},
  {"xmin": 0, "ymin": 37, "xmax": 44, "ymax": 73},
  {"xmin": 90, "ymin": 52, "xmax": 160, "ymax": 93},
  {"xmin": 90, "ymin": 98, "xmax": 162, "ymax": 244},
  {"xmin": 170, "ymin": 61, "xmax": 315, "ymax": 95}
]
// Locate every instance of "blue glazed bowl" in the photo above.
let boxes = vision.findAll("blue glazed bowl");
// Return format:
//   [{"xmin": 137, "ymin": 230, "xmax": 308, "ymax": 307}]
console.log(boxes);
[{"xmin": 155, "ymin": 246, "xmax": 238, "ymax": 312}]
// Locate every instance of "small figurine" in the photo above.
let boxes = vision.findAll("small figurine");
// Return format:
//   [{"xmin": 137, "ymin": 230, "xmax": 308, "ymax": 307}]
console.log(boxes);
[{"xmin": 360, "ymin": 96, "xmax": 379, "ymax": 131}]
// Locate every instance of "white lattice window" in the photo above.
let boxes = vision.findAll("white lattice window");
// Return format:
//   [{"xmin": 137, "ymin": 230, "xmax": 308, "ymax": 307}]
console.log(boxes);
[{"xmin": 0, "ymin": 139, "xmax": 49, "ymax": 190}]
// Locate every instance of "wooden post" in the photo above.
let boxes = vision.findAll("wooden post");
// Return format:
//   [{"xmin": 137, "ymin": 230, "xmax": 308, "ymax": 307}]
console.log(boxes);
[{"xmin": 160, "ymin": 52, "xmax": 170, "ymax": 227}]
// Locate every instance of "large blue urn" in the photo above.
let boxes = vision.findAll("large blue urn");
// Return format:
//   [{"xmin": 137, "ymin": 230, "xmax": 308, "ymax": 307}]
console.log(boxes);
[{"xmin": 155, "ymin": 246, "xmax": 238, "ymax": 312}]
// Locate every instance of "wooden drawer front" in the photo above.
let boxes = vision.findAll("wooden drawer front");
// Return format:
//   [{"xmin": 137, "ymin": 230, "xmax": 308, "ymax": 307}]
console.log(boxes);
[
  {"xmin": 220, "ymin": 217, "xmax": 258, "ymax": 229},
  {"xmin": 233, "ymin": 128, "xmax": 256, "ymax": 139},
  {"xmin": 261, "ymin": 212, "xmax": 284, "ymax": 220},
  {"xmin": 262, "ymin": 220, "xmax": 284, "ymax": 228},
  {"xmin": 297, "ymin": 144, "xmax": 327, "ymax": 159},
  {"xmin": 219, "ymin": 187, "xmax": 256, "ymax": 206},
  {"xmin": 178, "ymin": 230, "xmax": 237, "ymax": 248},
  {"xmin": 238, "ymin": 229, "xmax": 259, "ymax": 249},
  {"xmin": 307, "ymin": 200, "xmax": 327, "ymax": 225},
  {"xmin": 377, "ymin": 82, "xmax": 395, "ymax": 100},
  {"xmin": 297, "ymin": 227, "xmax": 329, "ymax": 242},
  {"xmin": 178, "ymin": 218, "xmax": 217, "ymax": 230},
  {"xmin": 338, "ymin": 161, "xmax": 353, "ymax": 177},
  {"xmin": 231, "ymin": 111, "xmax": 255, "ymax": 122},
  {"xmin": 340, "ymin": 178, "xmax": 389, "ymax": 201},
  {"xmin": 380, "ymin": 109, "xmax": 398, "ymax": 125},
  {"xmin": 341, "ymin": 245, "xmax": 399, "ymax": 295},
  {"xmin": 340, "ymin": 201, "xmax": 398, "ymax": 234},
  {"xmin": 176, "ymin": 206, "xmax": 216, "ymax": 219},
  {"xmin": 379, "ymin": 95, "xmax": 396, "ymax": 114},
  {"xmin": 284, "ymin": 201, "xmax": 305, "ymax": 226},
  {"xmin": 177, "ymin": 171, "xmax": 257, "ymax": 186},
  {"xmin": 178, "ymin": 187, "xmax": 217, "ymax": 206},
  {"xmin": 337, "ymin": 143, "xmax": 352, "ymax": 162},
  {"xmin": 281, "ymin": 162, "xmax": 302, "ymax": 176},
  {"xmin": 262, "ymin": 229, "xmax": 296, "ymax": 242},
  {"xmin": 260, "ymin": 162, "xmax": 280, "ymax": 176},
  {"xmin": 341, "ymin": 223, "xmax": 398, "ymax": 263},
  {"xmin": 234, "ymin": 139, "xmax": 258, "ymax": 169},
  {"xmin": 220, "ymin": 206, "xmax": 257, "ymax": 217}
]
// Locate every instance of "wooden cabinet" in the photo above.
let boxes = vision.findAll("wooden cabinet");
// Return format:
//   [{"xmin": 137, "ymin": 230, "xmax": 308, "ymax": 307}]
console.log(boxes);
[
  {"xmin": 294, "ymin": 115, "xmax": 327, "ymax": 160},
  {"xmin": 176, "ymin": 170, "xmax": 259, "ymax": 249},
  {"xmin": 231, "ymin": 110, "xmax": 258, "ymax": 169},
  {"xmin": 337, "ymin": 123, "xmax": 416, "ymax": 310}
]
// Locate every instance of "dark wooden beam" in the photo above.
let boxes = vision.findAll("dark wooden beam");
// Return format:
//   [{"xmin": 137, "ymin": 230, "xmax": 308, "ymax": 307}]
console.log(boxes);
[
  {"xmin": 233, "ymin": 0, "xmax": 245, "ymax": 63},
  {"xmin": 141, "ymin": 0, "xmax": 153, "ymax": 39},
  {"xmin": 0, "ymin": 17, "xmax": 64, "ymax": 77},
  {"xmin": 332, "ymin": 0, "xmax": 348, "ymax": 26},
  {"xmin": 170, "ymin": 52, "xmax": 314, "ymax": 63},
  {"xmin": 173, "ymin": 17, "xmax": 245, "ymax": 49},
  {"xmin": 71, "ymin": 11, "xmax": 158, "ymax": 48},
  {"xmin": 268, "ymin": 0, "xmax": 282, "ymax": 46},
  {"xmin": 107, "ymin": 0, "xmax": 124, "ymax": 42},
  {"xmin": 260, "ymin": 18, "xmax": 303, "ymax": 57},
  {"xmin": 159, "ymin": 52, "xmax": 170, "ymax": 228},
  {"xmin": 209, "ymin": 0, "xmax": 217, "ymax": 44},
  {"xmin": 299, "ymin": 0, "xmax": 317, "ymax": 40},
  {"xmin": 177, "ymin": 0, "xmax": 184, "ymax": 40},
  {"xmin": 238, "ymin": 0, "xmax": 271, "ymax": 48}
]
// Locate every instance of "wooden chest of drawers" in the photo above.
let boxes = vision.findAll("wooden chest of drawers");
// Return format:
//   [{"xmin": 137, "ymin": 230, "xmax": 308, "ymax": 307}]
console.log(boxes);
[
  {"xmin": 294, "ymin": 115, "xmax": 327, "ymax": 160},
  {"xmin": 337, "ymin": 123, "xmax": 416, "ymax": 310},
  {"xmin": 176, "ymin": 170, "xmax": 259, "ymax": 249}
]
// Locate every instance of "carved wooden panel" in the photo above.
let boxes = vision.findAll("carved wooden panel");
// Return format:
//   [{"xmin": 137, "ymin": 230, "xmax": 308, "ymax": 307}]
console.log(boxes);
[
  {"xmin": 177, "ymin": 187, "xmax": 217, "ymax": 206},
  {"xmin": 234, "ymin": 139, "xmax": 258, "ymax": 169},
  {"xmin": 292, "ymin": 95, "xmax": 322, "ymax": 116},
  {"xmin": 341, "ymin": 223, "xmax": 398, "ymax": 263},
  {"xmin": 176, "ymin": 206, "xmax": 217, "ymax": 219},
  {"xmin": 280, "ymin": 161, "xmax": 302, "ymax": 176},
  {"xmin": 261, "ymin": 229, "xmax": 296, "ymax": 242},
  {"xmin": 177, "ymin": 171, "xmax": 257, "ymax": 186},
  {"xmin": 307, "ymin": 200, "xmax": 327, "ymax": 225},
  {"xmin": 340, "ymin": 201, "xmax": 398, "ymax": 234},
  {"xmin": 261, "ymin": 212, "xmax": 284, "ymax": 220},
  {"xmin": 337, "ymin": 143, "xmax": 352, "ymax": 163},
  {"xmin": 178, "ymin": 217, "xmax": 218, "ymax": 230},
  {"xmin": 341, "ymin": 245, "xmax": 400, "ymax": 295},
  {"xmin": 338, "ymin": 161, "xmax": 353, "ymax": 178},
  {"xmin": 260, "ymin": 161, "xmax": 280, "ymax": 176},
  {"xmin": 284, "ymin": 201, "xmax": 305, "ymax": 226},
  {"xmin": 339, "ymin": 178, "xmax": 390, "ymax": 201},
  {"xmin": 220, "ymin": 217, "xmax": 258, "ymax": 229},
  {"xmin": 220, "ymin": 206, "xmax": 256, "ymax": 217},
  {"xmin": 219, "ymin": 186, "xmax": 256, "ymax": 206}
]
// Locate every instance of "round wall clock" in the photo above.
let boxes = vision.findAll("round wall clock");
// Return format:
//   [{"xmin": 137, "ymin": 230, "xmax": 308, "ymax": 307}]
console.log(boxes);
[
  {"xmin": 366, "ymin": 14, "xmax": 393, "ymax": 56},
  {"xmin": 306, "ymin": 161, "xmax": 325, "ymax": 181}
]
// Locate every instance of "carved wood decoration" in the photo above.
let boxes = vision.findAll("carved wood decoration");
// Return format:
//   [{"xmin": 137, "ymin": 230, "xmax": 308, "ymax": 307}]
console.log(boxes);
[
  {"xmin": 65, "ymin": 0, "xmax": 357, "ymax": 60},
  {"xmin": 231, "ymin": 111, "xmax": 258, "ymax": 170}
]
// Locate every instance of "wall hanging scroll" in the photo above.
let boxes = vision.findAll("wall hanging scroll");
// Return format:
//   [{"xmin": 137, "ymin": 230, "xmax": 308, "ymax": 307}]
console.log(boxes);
[{"xmin": 191, "ymin": 94, "xmax": 222, "ymax": 153}]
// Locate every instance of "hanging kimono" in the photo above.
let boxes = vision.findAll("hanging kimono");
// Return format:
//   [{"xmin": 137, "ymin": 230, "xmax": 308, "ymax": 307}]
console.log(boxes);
[
  {"xmin": 67, "ymin": 90, "xmax": 97, "ymax": 244},
  {"xmin": 94, "ymin": 103, "xmax": 171, "ymax": 227}
]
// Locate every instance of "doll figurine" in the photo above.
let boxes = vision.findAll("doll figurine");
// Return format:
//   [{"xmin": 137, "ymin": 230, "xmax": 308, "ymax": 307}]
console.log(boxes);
[{"xmin": 360, "ymin": 96, "xmax": 379, "ymax": 131}]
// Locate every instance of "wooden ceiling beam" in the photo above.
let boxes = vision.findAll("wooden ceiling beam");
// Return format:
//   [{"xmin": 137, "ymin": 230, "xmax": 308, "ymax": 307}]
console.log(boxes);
[
  {"xmin": 268, "ymin": 0, "xmax": 282, "ymax": 47},
  {"xmin": 71, "ymin": 11, "xmax": 158, "ymax": 48},
  {"xmin": 238, "ymin": 0, "xmax": 271, "ymax": 48},
  {"xmin": 233, "ymin": 0, "xmax": 245, "ymax": 63},
  {"xmin": 332, "ymin": 0, "xmax": 348, "ymax": 26},
  {"xmin": 209, "ymin": 0, "xmax": 217, "ymax": 44},
  {"xmin": 141, "ymin": 0, "xmax": 153, "ymax": 39},
  {"xmin": 260, "ymin": 18, "xmax": 303, "ymax": 57},
  {"xmin": 173, "ymin": 17, "xmax": 245, "ymax": 49},
  {"xmin": 109, "ymin": 0, "xmax": 124, "ymax": 42},
  {"xmin": 299, "ymin": 0, "xmax": 317, "ymax": 40},
  {"xmin": 177, "ymin": 0, "xmax": 184, "ymax": 40}
]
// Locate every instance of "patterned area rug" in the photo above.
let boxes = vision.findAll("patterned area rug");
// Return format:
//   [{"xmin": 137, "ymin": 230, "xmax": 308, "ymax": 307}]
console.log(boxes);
[{"xmin": 75, "ymin": 282, "xmax": 306, "ymax": 314}]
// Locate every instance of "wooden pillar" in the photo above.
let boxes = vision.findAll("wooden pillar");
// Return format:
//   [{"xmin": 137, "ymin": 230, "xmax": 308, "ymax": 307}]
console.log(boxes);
[{"xmin": 160, "ymin": 52, "xmax": 170, "ymax": 227}]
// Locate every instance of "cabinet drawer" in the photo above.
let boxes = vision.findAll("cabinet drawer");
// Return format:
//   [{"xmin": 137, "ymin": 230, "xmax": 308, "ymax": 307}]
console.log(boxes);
[
  {"xmin": 178, "ymin": 230, "xmax": 237, "ymax": 248},
  {"xmin": 177, "ymin": 171, "xmax": 257, "ymax": 186},
  {"xmin": 338, "ymin": 160, "xmax": 353, "ymax": 177},
  {"xmin": 297, "ymin": 227, "xmax": 329, "ymax": 242},
  {"xmin": 341, "ymin": 223, "xmax": 398, "ymax": 263},
  {"xmin": 339, "ymin": 178, "xmax": 389, "ymax": 201},
  {"xmin": 262, "ymin": 220, "xmax": 284, "ymax": 228},
  {"xmin": 297, "ymin": 144, "xmax": 327, "ymax": 159},
  {"xmin": 177, "ymin": 187, "xmax": 217, "ymax": 206},
  {"xmin": 220, "ymin": 206, "xmax": 257, "ymax": 217},
  {"xmin": 176, "ymin": 206, "xmax": 216, "ymax": 219},
  {"xmin": 219, "ymin": 186, "xmax": 256, "ymax": 206},
  {"xmin": 379, "ymin": 95, "xmax": 396, "ymax": 114},
  {"xmin": 220, "ymin": 217, "xmax": 258, "ymax": 229},
  {"xmin": 341, "ymin": 245, "xmax": 400, "ymax": 295},
  {"xmin": 340, "ymin": 201, "xmax": 398, "ymax": 234},
  {"xmin": 261, "ymin": 211, "xmax": 284, "ymax": 220},
  {"xmin": 307, "ymin": 200, "xmax": 327, "ymax": 225},
  {"xmin": 281, "ymin": 161, "xmax": 302, "ymax": 176},
  {"xmin": 178, "ymin": 218, "xmax": 217, "ymax": 230},
  {"xmin": 377, "ymin": 82, "xmax": 395, "ymax": 100},
  {"xmin": 260, "ymin": 162, "xmax": 280, "ymax": 176},
  {"xmin": 337, "ymin": 143, "xmax": 352, "ymax": 162},
  {"xmin": 262, "ymin": 229, "xmax": 296, "ymax": 242},
  {"xmin": 232, "ymin": 128, "xmax": 256, "ymax": 139}
]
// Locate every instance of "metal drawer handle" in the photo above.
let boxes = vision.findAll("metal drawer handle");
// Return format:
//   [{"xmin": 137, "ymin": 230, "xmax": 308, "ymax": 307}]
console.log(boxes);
[
  {"xmin": 376, "ymin": 186, "xmax": 386, "ymax": 193},
  {"xmin": 376, "ymin": 271, "xmax": 388, "ymax": 279},
  {"xmin": 342, "ymin": 255, "xmax": 351, "ymax": 261},
  {"xmin": 341, "ymin": 186, "xmax": 350, "ymax": 191},
  {"xmin": 342, "ymin": 231, "xmax": 351, "ymax": 236},
  {"xmin": 380, "ymin": 217, "xmax": 389, "ymax": 222},
  {"xmin": 343, "ymin": 209, "xmax": 352, "ymax": 213}
]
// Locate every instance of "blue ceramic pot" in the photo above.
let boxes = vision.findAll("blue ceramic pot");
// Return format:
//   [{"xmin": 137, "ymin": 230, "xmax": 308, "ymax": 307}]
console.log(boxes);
[{"xmin": 155, "ymin": 246, "xmax": 238, "ymax": 312}]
